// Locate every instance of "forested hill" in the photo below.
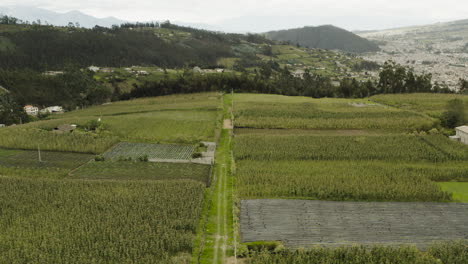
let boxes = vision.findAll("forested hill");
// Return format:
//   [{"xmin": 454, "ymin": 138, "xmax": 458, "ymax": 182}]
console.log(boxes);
[
  {"xmin": 265, "ymin": 25, "xmax": 380, "ymax": 53},
  {"xmin": 0, "ymin": 20, "xmax": 270, "ymax": 71}
]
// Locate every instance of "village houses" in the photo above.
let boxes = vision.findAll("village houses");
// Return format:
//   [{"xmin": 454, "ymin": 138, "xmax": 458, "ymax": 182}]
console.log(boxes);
[{"xmin": 23, "ymin": 105, "xmax": 39, "ymax": 116}]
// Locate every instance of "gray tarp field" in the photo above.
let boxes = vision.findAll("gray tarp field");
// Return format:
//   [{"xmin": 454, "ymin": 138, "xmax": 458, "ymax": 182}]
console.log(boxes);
[{"xmin": 241, "ymin": 199, "xmax": 468, "ymax": 248}]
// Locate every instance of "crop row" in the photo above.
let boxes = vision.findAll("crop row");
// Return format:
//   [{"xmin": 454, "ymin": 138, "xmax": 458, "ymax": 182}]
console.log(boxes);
[
  {"xmin": 73, "ymin": 161, "xmax": 212, "ymax": 185},
  {"xmin": 247, "ymin": 241, "xmax": 468, "ymax": 264},
  {"xmin": 233, "ymin": 100, "xmax": 435, "ymax": 130},
  {"xmin": 0, "ymin": 127, "xmax": 118, "ymax": 154},
  {"xmin": 236, "ymin": 160, "xmax": 457, "ymax": 202},
  {"xmin": 0, "ymin": 177, "xmax": 205, "ymax": 263},
  {"xmin": 234, "ymin": 134, "xmax": 468, "ymax": 162}
]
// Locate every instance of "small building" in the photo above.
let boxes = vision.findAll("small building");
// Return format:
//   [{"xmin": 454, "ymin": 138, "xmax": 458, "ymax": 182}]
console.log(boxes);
[
  {"xmin": 450, "ymin": 126, "xmax": 468, "ymax": 145},
  {"xmin": 43, "ymin": 71, "xmax": 64, "ymax": 76},
  {"xmin": 292, "ymin": 70, "xmax": 305, "ymax": 79},
  {"xmin": 136, "ymin": 70, "xmax": 149, "ymax": 76},
  {"xmin": 41, "ymin": 106, "xmax": 64, "ymax": 114},
  {"xmin": 24, "ymin": 105, "xmax": 39, "ymax": 116},
  {"xmin": 100, "ymin": 68, "xmax": 114, "ymax": 73},
  {"xmin": 193, "ymin": 66, "xmax": 203, "ymax": 73},
  {"xmin": 88, "ymin": 66, "xmax": 100, "ymax": 72},
  {"xmin": 0, "ymin": 124, "xmax": 5, "ymax": 128}
]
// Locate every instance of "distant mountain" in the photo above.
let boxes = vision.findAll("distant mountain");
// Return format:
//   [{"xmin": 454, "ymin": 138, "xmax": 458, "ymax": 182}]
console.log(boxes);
[
  {"xmin": 0, "ymin": 6, "xmax": 124, "ymax": 28},
  {"xmin": 358, "ymin": 18, "xmax": 468, "ymax": 38},
  {"xmin": 265, "ymin": 25, "xmax": 380, "ymax": 53}
]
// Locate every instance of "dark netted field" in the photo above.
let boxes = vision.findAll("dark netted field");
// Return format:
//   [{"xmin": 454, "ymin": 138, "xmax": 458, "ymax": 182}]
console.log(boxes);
[
  {"xmin": 241, "ymin": 199, "xmax": 468, "ymax": 248},
  {"xmin": 103, "ymin": 142, "xmax": 195, "ymax": 161}
]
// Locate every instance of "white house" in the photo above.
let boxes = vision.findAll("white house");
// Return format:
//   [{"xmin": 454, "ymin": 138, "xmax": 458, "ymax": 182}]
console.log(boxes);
[
  {"xmin": 88, "ymin": 66, "xmax": 100, "ymax": 72},
  {"xmin": 24, "ymin": 105, "xmax": 39, "ymax": 116},
  {"xmin": 451, "ymin": 126, "xmax": 468, "ymax": 145},
  {"xmin": 41, "ymin": 106, "xmax": 64, "ymax": 114}
]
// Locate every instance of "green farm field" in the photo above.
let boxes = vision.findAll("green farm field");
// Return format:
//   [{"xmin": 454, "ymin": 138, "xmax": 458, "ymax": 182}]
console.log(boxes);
[
  {"xmin": 234, "ymin": 94, "xmax": 435, "ymax": 130},
  {"xmin": 371, "ymin": 93, "xmax": 468, "ymax": 118},
  {"xmin": 0, "ymin": 177, "xmax": 205, "ymax": 263},
  {"xmin": 72, "ymin": 161, "xmax": 211, "ymax": 185},
  {"xmin": 0, "ymin": 148, "xmax": 93, "ymax": 179},
  {"xmin": 234, "ymin": 134, "xmax": 468, "ymax": 162},
  {"xmin": 232, "ymin": 93, "xmax": 468, "ymax": 204},
  {"xmin": 0, "ymin": 93, "xmax": 222, "ymax": 153},
  {"xmin": 236, "ymin": 160, "xmax": 467, "ymax": 201}
]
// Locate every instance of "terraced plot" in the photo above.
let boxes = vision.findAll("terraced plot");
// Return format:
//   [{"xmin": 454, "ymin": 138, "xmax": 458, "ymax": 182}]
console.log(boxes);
[
  {"xmin": 241, "ymin": 199, "xmax": 468, "ymax": 248},
  {"xmin": 103, "ymin": 142, "xmax": 195, "ymax": 161}
]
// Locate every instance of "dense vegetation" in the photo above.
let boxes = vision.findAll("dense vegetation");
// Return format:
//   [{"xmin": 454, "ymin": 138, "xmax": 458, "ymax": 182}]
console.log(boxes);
[
  {"xmin": 232, "ymin": 94, "xmax": 468, "ymax": 203},
  {"xmin": 265, "ymin": 25, "xmax": 380, "ymax": 53},
  {"xmin": 0, "ymin": 93, "xmax": 221, "ymax": 153},
  {"xmin": 0, "ymin": 67, "xmax": 111, "ymax": 109},
  {"xmin": 233, "ymin": 95, "xmax": 435, "ymax": 131},
  {"xmin": 0, "ymin": 22, "xmax": 237, "ymax": 71},
  {"xmin": 247, "ymin": 242, "xmax": 468, "ymax": 264},
  {"xmin": 234, "ymin": 134, "xmax": 467, "ymax": 162},
  {"xmin": 72, "ymin": 161, "xmax": 211, "ymax": 185},
  {"xmin": 0, "ymin": 177, "xmax": 205, "ymax": 263},
  {"xmin": 236, "ymin": 160, "xmax": 466, "ymax": 201}
]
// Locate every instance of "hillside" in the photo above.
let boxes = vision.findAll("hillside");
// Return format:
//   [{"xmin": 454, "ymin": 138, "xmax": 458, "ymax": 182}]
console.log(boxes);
[
  {"xmin": 0, "ymin": 22, "xmax": 248, "ymax": 70},
  {"xmin": 358, "ymin": 18, "xmax": 468, "ymax": 90},
  {"xmin": 265, "ymin": 25, "xmax": 380, "ymax": 53}
]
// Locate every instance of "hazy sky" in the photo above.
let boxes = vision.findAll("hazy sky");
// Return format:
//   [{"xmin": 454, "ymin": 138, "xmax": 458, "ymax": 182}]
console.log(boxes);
[{"xmin": 4, "ymin": 0, "xmax": 468, "ymax": 31}]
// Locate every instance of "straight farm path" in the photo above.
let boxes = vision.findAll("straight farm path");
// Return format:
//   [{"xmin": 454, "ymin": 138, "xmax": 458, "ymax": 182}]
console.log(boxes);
[{"xmin": 195, "ymin": 94, "xmax": 235, "ymax": 264}]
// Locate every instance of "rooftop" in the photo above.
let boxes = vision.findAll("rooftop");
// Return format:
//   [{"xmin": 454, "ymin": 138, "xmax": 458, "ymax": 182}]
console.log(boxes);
[{"xmin": 456, "ymin": 126, "xmax": 468, "ymax": 133}]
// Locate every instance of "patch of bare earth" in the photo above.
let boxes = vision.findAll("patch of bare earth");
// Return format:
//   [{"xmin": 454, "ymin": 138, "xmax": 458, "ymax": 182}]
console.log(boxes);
[{"xmin": 224, "ymin": 119, "xmax": 233, "ymax": 129}]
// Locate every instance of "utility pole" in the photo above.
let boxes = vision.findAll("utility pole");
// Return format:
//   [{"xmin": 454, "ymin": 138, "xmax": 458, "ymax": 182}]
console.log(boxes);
[{"xmin": 38, "ymin": 144, "xmax": 42, "ymax": 162}]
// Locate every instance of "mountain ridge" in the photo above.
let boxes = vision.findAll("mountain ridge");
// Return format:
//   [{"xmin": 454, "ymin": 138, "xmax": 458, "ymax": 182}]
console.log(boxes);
[
  {"xmin": 0, "ymin": 6, "xmax": 124, "ymax": 28},
  {"xmin": 265, "ymin": 25, "xmax": 380, "ymax": 53}
]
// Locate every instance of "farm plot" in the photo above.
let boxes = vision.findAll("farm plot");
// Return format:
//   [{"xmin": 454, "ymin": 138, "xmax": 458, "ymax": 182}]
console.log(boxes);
[
  {"xmin": 0, "ymin": 148, "xmax": 94, "ymax": 179},
  {"xmin": 52, "ymin": 92, "xmax": 222, "ymax": 118},
  {"xmin": 371, "ymin": 93, "xmax": 468, "ymax": 118},
  {"xmin": 241, "ymin": 199, "xmax": 468, "ymax": 248},
  {"xmin": 103, "ymin": 142, "xmax": 195, "ymax": 161},
  {"xmin": 0, "ymin": 177, "xmax": 206, "ymax": 263},
  {"xmin": 72, "ymin": 162, "xmax": 211, "ymax": 185},
  {"xmin": 236, "ymin": 160, "xmax": 464, "ymax": 202},
  {"xmin": 0, "ymin": 127, "xmax": 118, "ymax": 154},
  {"xmin": 233, "ymin": 94, "xmax": 435, "ymax": 131},
  {"xmin": 234, "ymin": 134, "xmax": 468, "ymax": 162}
]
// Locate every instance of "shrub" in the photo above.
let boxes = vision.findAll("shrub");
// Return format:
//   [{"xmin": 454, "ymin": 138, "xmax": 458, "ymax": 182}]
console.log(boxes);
[
  {"xmin": 192, "ymin": 152, "xmax": 203, "ymax": 159},
  {"xmin": 137, "ymin": 155, "xmax": 149, "ymax": 162},
  {"xmin": 94, "ymin": 155, "xmax": 105, "ymax": 162}
]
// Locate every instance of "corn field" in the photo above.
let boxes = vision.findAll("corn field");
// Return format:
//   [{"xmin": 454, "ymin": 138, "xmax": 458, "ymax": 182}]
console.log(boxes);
[
  {"xmin": 0, "ymin": 127, "xmax": 118, "ymax": 154},
  {"xmin": 236, "ymin": 160, "xmax": 455, "ymax": 201},
  {"xmin": 0, "ymin": 177, "xmax": 206, "ymax": 264},
  {"xmin": 247, "ymin": 241, "xmax": 468, "ymax": 264},
  {"xmin": 234, "ymin": 134, "xmax": 468, "ymax": 162},
  {"xmin": 234, "ymin": 100, "xmax": 436, "ymax": 130}
]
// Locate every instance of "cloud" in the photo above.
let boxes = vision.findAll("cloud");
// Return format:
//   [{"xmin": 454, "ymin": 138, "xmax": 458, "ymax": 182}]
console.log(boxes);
[{"xmin": 2, "ymin": 0, "xmax": 468, "ymax": 31}]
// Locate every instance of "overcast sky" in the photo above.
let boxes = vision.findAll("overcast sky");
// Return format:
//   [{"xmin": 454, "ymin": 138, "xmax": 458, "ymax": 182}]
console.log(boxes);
[{"xmin": 3, "ymin": 0, "xmax": 468, "ymax": 32}]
